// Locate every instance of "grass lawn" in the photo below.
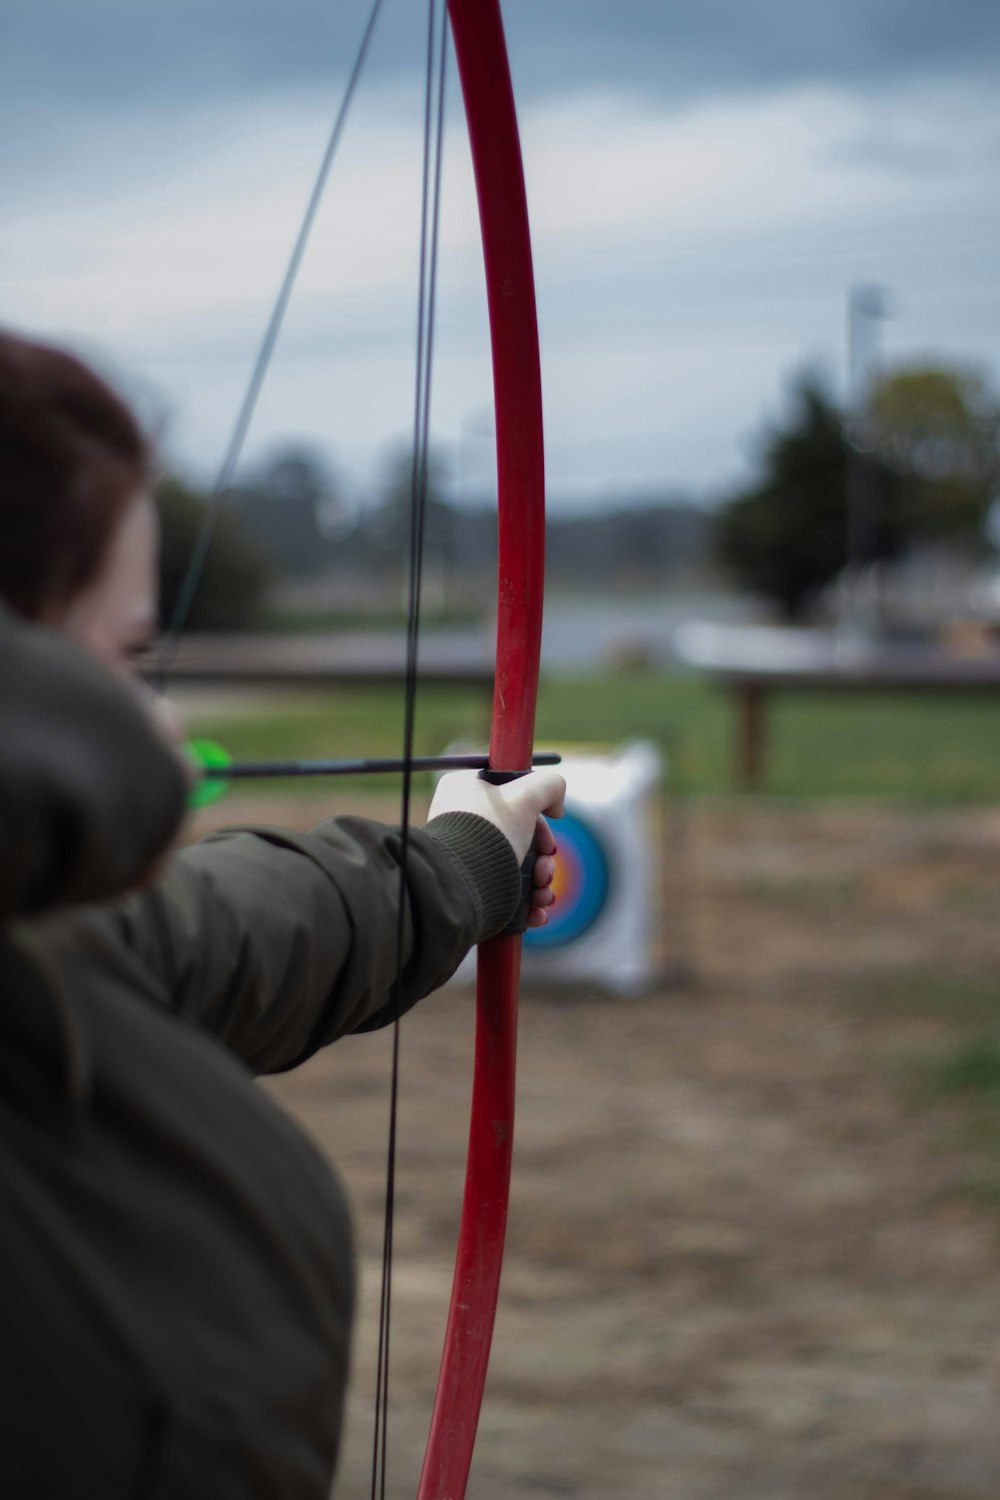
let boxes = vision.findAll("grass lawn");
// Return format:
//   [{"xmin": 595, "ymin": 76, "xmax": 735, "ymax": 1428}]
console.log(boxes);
[
  {"xmin": 182, "ymin": 670, "xmax": 1000, "ymax": 1206},
  {"xmin": 184, "ymin": 667, "xmax": 1000, "ymax": 803},
  {"xmin": 856, "ymin": 973, "xmax": 1000, "ymax": 1207}
]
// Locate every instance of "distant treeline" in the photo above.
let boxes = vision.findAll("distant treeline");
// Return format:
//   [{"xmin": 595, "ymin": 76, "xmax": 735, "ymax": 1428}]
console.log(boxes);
[
  {"xmin": 159, "ymin": 358, "xmax": 1000, "ymax": 630},
  {"xmin": 156, "ymin": 448, "xmax": 718, "ymax": 628},
  {"xmin": 229, "ymin": 450, "xmax": 715, "ymax": 586}
]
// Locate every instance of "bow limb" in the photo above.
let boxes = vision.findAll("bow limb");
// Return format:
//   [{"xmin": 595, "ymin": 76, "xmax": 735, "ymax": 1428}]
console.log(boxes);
[{"xmin": 415, "ymin": 2, "xmax": 545, "ymax": 1496}]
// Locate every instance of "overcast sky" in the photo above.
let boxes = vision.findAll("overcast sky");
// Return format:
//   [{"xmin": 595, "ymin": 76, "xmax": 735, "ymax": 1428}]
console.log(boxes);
[{"xmin": 2, "ymin": 1, "xmax": 998, "ymax": 512}]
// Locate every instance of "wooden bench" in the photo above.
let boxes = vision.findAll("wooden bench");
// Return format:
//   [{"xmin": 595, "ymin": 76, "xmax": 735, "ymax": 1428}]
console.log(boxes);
[
  {"xmin": 673, "ymin": 623, "xmax": 1000, "ymax": 790},
  {"xmin": 144, "ymin": 631, "xmax": 495, "ymax": 692}
]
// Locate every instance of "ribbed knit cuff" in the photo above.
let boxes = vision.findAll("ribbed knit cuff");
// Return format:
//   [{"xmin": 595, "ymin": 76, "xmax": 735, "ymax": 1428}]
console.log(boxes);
[{"xmin": 423, "ymin": 812, "xmax": 522, "ymax": 942}]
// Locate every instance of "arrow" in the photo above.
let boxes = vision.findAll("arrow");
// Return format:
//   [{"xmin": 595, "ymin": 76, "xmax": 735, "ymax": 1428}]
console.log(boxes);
[
  {"xmin": 186, "ymin": 740, "xmax": 560, "ymax": 807},
  {"xmin": 204, "ymin": 750, "xmax": 560, "ymax": 779}
]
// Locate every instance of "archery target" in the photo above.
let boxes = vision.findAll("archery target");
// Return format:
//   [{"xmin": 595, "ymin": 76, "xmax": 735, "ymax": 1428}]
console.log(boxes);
[
  {"xmin": 523, "ymin": 808, "xmax": 610, "ymax": 950},
  {"xmin": 447, "ymin": 739, "xmax": 664, "ymax": 995}
]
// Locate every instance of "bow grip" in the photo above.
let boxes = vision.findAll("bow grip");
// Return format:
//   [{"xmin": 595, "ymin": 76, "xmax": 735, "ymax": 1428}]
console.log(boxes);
[{"xmin": 478, "ymin": 767, "xmax": 535, "ymax": 935}]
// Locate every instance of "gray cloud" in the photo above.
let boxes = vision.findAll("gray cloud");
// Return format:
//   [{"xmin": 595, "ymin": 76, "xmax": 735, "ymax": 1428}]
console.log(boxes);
[
  {"xmin": 4, "ymin": 0, "xmax": 999, "ymax": 117},
  {"xmin": 5, "ymin": 1, "xmax": 998, "ymax": 502}
]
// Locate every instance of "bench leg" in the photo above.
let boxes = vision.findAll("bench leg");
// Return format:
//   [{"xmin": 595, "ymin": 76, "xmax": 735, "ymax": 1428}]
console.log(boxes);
[{"xmin": 736, "ymin": 684, "xmax": 767, "ymax": 791}]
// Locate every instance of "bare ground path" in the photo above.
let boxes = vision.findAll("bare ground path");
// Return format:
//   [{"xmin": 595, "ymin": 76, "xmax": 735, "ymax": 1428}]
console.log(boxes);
[{"xmin": 201, "ymin": 792, "xmax": 1000, "ymax": 1498}]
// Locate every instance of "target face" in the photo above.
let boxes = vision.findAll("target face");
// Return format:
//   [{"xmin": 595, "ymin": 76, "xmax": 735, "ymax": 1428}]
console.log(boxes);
[{"xmin": 524, "ymin": 808, "xmax": 611, "ymax": 951}]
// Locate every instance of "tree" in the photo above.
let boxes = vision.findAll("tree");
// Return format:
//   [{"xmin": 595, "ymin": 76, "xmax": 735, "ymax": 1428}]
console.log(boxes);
[
  {"xmin": 233, "ymin": 445, "xmax": 346, "ymax": 575},
  {"xmin": 716, "ymin": 373, "xmax": 904, "ymax": 620},
  {"xmin": 867, "ymin": 365, "xmax": 1000, "ymax": 551},
  {"xmin": 363, "ymin": 446, "xmax": 456, "ymax": 574},
  {"xmin": 156, "ymin": 477, "xmax": 271, "ymax": 631}
]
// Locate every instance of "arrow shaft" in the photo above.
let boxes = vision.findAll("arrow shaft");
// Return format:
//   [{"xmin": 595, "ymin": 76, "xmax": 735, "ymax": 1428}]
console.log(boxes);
[{"xmin": 204, "ymin": 751, "xmax": 560, "ymax": 780}]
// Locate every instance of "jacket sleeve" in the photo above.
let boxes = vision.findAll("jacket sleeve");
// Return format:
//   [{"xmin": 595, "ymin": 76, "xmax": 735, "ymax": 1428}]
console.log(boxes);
[
  {"xmin": 0, "ymin": 614, "xmax": 188, "ymax": 923},
  {"xmin": 110, "ymin": 812, "xmax": 521, "ymax": 1075}
]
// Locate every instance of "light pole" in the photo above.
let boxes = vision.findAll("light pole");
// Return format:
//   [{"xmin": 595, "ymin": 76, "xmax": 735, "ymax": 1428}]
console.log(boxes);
[{"xmin": 845, "ymin": 284, "xmax": 891, "ymax": 631}]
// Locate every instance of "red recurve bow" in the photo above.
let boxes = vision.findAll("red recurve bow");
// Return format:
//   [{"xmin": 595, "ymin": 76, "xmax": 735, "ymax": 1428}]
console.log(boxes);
[
  {"xmin": 415, "ymin": 1, "xmax": 545, "ymax": 1495},
  {"xmin": 156, "ymin": 2, "xmax": 544, "ymax": 1487}
]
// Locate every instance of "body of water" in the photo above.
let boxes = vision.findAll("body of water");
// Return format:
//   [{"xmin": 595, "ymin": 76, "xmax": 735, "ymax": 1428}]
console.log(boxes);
[{"xmin": 537, "ymin": 592, "xmax": 766, "ymax": 670}]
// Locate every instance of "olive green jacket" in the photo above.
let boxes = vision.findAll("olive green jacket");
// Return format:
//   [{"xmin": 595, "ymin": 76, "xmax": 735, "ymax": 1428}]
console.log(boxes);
[
  {"xmin": 0, "ymin": 619, "xmax": 521, "ymax": 1499},
  {"xmin": 0, "ymin": 614, "xmax": 188, "ymax": 916}
]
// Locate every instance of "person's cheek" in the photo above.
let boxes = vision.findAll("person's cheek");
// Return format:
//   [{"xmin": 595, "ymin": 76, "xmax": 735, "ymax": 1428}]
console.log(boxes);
[
  {"xmin": 134, "ymin": 685, "xmax": 193, "ymax": 789},
  {"xmin": 147, "ymin": 692, "xmax": 184, "ymax": 747}
]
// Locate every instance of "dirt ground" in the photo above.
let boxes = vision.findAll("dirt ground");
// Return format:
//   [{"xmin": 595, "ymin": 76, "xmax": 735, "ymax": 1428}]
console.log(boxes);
[{"xmin": 203, "ymin": 793, "xmax": 1000, "ymax": 1499}]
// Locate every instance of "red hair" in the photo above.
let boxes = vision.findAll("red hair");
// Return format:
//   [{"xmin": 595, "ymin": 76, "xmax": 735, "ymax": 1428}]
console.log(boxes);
[{"xmin": 0, "ymin": 331, "xmax": 151, "ymax": 618}]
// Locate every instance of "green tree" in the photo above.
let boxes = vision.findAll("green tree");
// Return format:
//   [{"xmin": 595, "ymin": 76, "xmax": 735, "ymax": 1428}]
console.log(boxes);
[
  {"xmin": 363, "ymin": 446, "xmax": 454, "ymax": 570},
  {"xmin": 156, "ymin": 477, "xmax": 271, "ymax": 631},
  {"xmin": 868, "ymin": 365, "xmax": 1000, "ymax": 550},
  {"xmin": 234, "ymin": 445, "xmax": 348, "ymax": 575},
  {"xmin": 717, "ymin": 374, "xmax": 904, "ymax": 620}
]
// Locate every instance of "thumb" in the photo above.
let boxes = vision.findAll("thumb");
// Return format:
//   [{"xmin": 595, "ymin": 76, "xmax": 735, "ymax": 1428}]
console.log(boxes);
[{"xmin": 504, "ymin": 767, "xmax": 565, "ymax": 820}]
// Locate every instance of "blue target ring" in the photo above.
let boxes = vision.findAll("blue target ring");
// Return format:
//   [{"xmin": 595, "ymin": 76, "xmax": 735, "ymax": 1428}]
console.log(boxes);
[{"xmin": 524, "ymin": 808, "xmax": 611, "ymax": 951}]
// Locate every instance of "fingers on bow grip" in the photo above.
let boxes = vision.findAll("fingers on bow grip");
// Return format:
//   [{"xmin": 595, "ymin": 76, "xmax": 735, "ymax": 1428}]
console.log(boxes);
[{"xmin": 478, "ymin": 766, "xmax": 536, "ymax": 936}]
